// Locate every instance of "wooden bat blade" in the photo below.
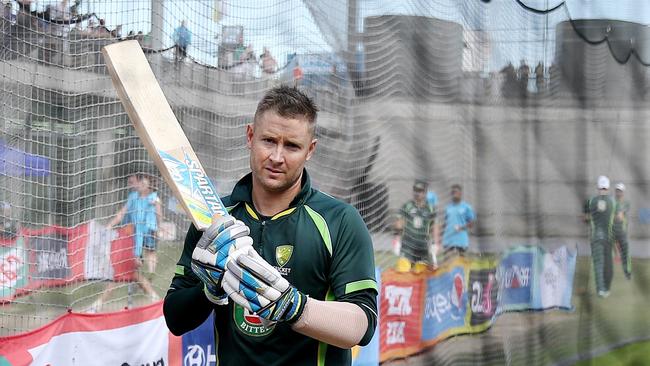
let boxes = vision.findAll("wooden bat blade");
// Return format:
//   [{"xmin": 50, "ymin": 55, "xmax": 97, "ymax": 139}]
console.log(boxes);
[{"xmin": 102, "ymin": 40, "xmax": 228, "ymax": 230}]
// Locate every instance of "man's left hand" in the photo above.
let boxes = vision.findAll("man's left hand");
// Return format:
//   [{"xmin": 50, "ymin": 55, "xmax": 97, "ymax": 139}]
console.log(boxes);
[{"xmin": 222, "ymin": 246, "xmax": 307, "ymax": 325}]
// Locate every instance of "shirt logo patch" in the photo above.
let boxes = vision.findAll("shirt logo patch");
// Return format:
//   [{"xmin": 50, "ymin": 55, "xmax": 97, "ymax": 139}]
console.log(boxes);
[
  {"xmin": 233, "ymin": 303, "xmax": 275, "ymax": 337},
  {"xmin": 275, "ymin": 245, "xmax": 293, "ymax": 268}
]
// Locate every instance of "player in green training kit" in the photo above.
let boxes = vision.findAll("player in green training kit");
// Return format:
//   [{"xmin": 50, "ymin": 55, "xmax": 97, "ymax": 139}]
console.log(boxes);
[
  {"xmin": 583, "ymin": 176, "xmax": 616, "ymax": 298},
  {"xmin": 164, "ymin": 86, "xmax": 378, "ymax": 366},
  {"xmin": 394, "ymin": 180, "xmax": 438, "ymax": 273},
  {"xmin": 614, "ymin": 182, "xmax": 632, "ymax": 280}
]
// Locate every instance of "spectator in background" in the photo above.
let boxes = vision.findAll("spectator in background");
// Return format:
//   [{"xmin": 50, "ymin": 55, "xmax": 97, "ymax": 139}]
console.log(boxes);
[
  {"xmin": 499, "ymin": 62, "xmax": 517, "ymax": 99},
  {"xmin": 96, "ymin": 18, "xmax": 111, "ymax": 37},
  {"xmin": 441, "ymin": 184, "xmax": 475, "ymax": 257},
  {"xmin": 110, "ymin": 24, "xmax": 122, "ymax": 39},
  {"xmin": 49, "ymin": 0, "xmax": 70, "ymax": 34},
  {"xmin": 0, "ymin": 202, "xmax": 18, "ymax": 240},
  {"xmin": 535, "ymin": 62, "xmax": 545, "ymax": 93},
  {"xmin": 293, "ymin": 59, "xmax": 304, "ymax": 87},
  {"xmin": 172, "ymin": 20, "xmax": 191, "ymax": 65},
  {"xmin": 583, "ymin": 176, "xmax": 616, "ymax": 298},
  {"xmin": 85, "ymin": 17, "xmax": 96, "ymax": 36},
  {"xmin": 517, "ymin": 59, "xmax": 530, "ymax": 98},
  {"xmin": 260, "ymin": 46, "xmax": 277, "ymax": 74},
  {"xmin": 614, "ymin": 182, "xmax": 632, "ymax": 280},
  {"xmin": 394, "ymin": 180, "xmax": 439, "ymax": 273}
]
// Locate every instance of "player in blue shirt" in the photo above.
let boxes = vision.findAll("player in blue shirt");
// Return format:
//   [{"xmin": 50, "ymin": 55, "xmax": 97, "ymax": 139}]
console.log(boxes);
[{"xmin": 442, "ymin": 184, "xmax": 475, "ymax": 255}]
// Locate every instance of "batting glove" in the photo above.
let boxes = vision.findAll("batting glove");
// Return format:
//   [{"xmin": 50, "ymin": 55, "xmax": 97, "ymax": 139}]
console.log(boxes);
[
  {"xmin": 222, "ymin": 246, "xmax": 307, "ymax": 325},
  {"xmin": 191, "ymin": 216, "xmax": 253, "ymax": 305}
]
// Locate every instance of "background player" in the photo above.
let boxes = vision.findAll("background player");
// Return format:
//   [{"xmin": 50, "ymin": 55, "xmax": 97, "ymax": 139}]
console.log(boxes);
[
  {"xmin": 584, "ymin": 176, "xmax": 617, "ymax": 297},
  {"xmin": 394, "ymin": 180, "xmax": 439, "ymax": 272},
  {"xmin": 164, "ymin": 86, "xmax": 377, "ymax": 366},
  {"xmin": 614, "ymin": 182, "xmax": 632, "ymax": 280},
  {"xmin": 441, "ymin": 184, "xmax": 475, "ymax": 258}
]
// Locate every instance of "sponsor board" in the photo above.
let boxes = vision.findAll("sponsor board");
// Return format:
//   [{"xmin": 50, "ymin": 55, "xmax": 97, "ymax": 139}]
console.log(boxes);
[
  {"xmin": 467, "ymin": 259, "xmax": 498, "ymax": 329},
  {"xmin": 379, "ymin": 270, "xmax": 424, "ymax": 361},
  {"xmin": 182, "ymin": 312, "xmax": 217, "ymax": 366},
  {"xmin": 0, "ymin": 302, "xmax": 174, "ymax": 366},
  {"xmin": 534, "ymin": 246, "xmax": 576, "ymax": 310},
  {"xmin": 421, "ymin": 261, "xmax": 468, "ymax": 342},
  {"xmin": 29, "ymin": 232, "xmax": 70, "ymax": 281},
  {"xmin": 0, "ymin": 237, "xmax": 28, "ymax": 302},
  {"xmin": 497, "ymin": 248, "xmax": 534, "ymax": 313}
]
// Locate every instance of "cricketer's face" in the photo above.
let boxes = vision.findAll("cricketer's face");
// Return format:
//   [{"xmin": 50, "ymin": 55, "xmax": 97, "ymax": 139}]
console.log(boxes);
[
  {"xmin": 615, "ymin": 190, "xmax": 624, "ymax": 200},
  {"xmin": 247, "ymin": 110, "xmax": 317, "ymax": 194},
  {"xmin": 413, "ymin": 188, "xmax": 426, "ymax": 204},
  {"xmin": 452, "ymin": 188, "xmax": 462, "ymax": 202}
]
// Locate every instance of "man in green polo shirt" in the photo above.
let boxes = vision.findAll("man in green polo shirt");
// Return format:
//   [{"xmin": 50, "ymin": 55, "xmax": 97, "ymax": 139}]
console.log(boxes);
[
  {"xmin": 584, "ymin": 175, "xmax": 617, "ymax": 298},
  {"xmin": 163, "ymin": 86, "xmax": 378, "ymax": 366},
  {"xmin": 614, "ymin": 182, "xmax": 632, "ymax": 280}
]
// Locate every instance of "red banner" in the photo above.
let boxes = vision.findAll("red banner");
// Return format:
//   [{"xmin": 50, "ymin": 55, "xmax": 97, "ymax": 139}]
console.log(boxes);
[
  {"xmin": 0, "ymin": 302, "xmax": 181, "ymax": 366},
  {"xmin": 379, "ymin": 269, "xmax": 425, "ymax": 361}
]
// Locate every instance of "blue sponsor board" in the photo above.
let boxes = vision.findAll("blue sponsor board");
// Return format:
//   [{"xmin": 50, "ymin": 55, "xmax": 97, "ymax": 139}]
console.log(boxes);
[
  {"xmin": 497, "ymin": 250, "xmax": 534, "ymax": 313},
  {"xmin": 182, "ymin": 312, "xmax": 217, "ymax": 366},
  {"xmin": 421, "ymin": 266, "xmax": 467, "ymax": 341}
]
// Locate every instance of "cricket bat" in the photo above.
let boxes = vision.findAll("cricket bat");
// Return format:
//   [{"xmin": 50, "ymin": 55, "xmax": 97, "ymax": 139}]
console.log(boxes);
[{"xmin": 102, "ymin": 40, "xmax": 229, "ymax": 230}]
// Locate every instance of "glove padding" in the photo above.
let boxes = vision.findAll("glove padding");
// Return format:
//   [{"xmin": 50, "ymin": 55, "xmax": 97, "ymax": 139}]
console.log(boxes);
[
  {"xmin": 191, "ymin": 215, "xmax": 253, "ymax": 304},
  {"xmin": 223, "ymin": 246, "xmax": 307, "ymax": 325}
]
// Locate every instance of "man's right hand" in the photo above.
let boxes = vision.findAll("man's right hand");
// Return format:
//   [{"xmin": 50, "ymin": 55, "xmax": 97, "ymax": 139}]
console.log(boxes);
[{"xmin": 191, "ymin": 216, "xmax": 253, "ymax": 305}]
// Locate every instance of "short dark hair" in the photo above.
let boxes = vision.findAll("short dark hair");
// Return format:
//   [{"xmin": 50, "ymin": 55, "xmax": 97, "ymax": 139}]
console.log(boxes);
[
  {"xmin": 451, "ymin": 184, "xmax": 462, "ymax": 191},
  {"xmin": 254, "ymin": 85, "xmax": 318, "ymax": 135}
]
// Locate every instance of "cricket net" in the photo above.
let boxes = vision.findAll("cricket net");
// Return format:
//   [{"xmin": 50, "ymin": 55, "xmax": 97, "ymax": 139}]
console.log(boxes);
[{"xmin": 0, "ymin": 1, "xmax": 649, "ymax": 365}]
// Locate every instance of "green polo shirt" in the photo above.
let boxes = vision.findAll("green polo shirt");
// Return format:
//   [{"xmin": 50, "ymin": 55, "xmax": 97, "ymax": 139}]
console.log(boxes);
[
  {"xmin": 584, "ymin": 194, "xmax": 616, "ymax": 241},
  {"xmin": 164, "ymin": 170, "xmax": 378, "ymax": 366},
  {"xmin": 614, "ymin": 199, "xmax": 630, "ymax": 234}
]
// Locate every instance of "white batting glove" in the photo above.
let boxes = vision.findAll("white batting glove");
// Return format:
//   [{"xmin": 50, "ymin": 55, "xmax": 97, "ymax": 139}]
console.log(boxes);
[{"xmin": 222, "ymin": 246, "xmax": 307, "ymax": 325}]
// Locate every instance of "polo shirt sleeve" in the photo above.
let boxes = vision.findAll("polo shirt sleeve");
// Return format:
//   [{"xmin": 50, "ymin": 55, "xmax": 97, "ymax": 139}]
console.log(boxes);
[
  {"xmin": 329, "ymin": 205, "xmax": 378, "ymax": 299},
  {"xmin": 465, "ymin": 203, "xmax": 476, "ymax": 222},
  {"xmin": 164, "ymin": 224, "xmax": 213, "ymax": 335}
]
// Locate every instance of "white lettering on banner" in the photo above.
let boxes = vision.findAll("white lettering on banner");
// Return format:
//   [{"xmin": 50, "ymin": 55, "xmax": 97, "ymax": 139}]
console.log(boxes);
[
  {"xmin": 386, "ymin": 321, "xmax": 406, "ymax": 344},
  {"xmin": 424, "ymin": 273, "xmax": 464, "ymax": 323},
  {"xmin": 470, "ymin": 274, "xmax": 496, "ymax": 315},
  {"xmin": 503, "ymin": 265, "xmax": 530, "ymax": 288},
  {"xmin": 184, "ymin": 344, "xmax": 217, "ymax": 366},
  {"xmin": 424, "ymin": 292, "xmax": 452, "ymax": 323},
  {"xmin": 37, "ymin": 248, "xmax": 67, "ymax": 273},
  {"xmin": 385, "ymin": 285, "xmax": 413, "ymax": 316},
  {"xmin": 121, "ymin": 358, "xmax": 165, "ymax": 366}
]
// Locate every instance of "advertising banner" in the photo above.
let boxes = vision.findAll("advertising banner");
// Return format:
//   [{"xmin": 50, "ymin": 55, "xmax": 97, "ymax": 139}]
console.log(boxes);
[
  {"xmin": 467, "ymin": 258, "xmax": 499, "ymax": 331},
  {"xmin": 420, "ymin": 258, "xmax": 468, "ymax": 343},
  {"xmin": 0, "ymin": 302, "xmax": 179, "ymax": 366},
  {"xmin": 379, "ymin": 269, "xmax": 425, "ymax": 361},
  {"xmin": 180, "ymin": 312, "xmax": 217, "ymax": 366},
  {"xmin": 497, "ymin": 246, "xmax": 535, "ymax": 313},
  {"xmin": 0, "ymin": 237, "xmax": 28, "ymax": 302},
  {"xmin": 533, "ymin": 246, "xmax": 577, "ymax": 310}
]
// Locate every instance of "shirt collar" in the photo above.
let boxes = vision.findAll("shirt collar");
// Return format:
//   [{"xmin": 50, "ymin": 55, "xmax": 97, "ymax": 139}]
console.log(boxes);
[{"xmin": 230, "ymin": 169, "xmax": 313, "ymax": 208}]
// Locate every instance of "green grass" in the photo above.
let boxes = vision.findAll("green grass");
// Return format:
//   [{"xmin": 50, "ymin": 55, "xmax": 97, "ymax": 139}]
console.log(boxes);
[
  {"xmin": 574, "ymin": 340, "xmax": 650, "ymax": 366},
  {"xmin": 0, "ymin": 240, "xmax": 182, "ymax": 335}
]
